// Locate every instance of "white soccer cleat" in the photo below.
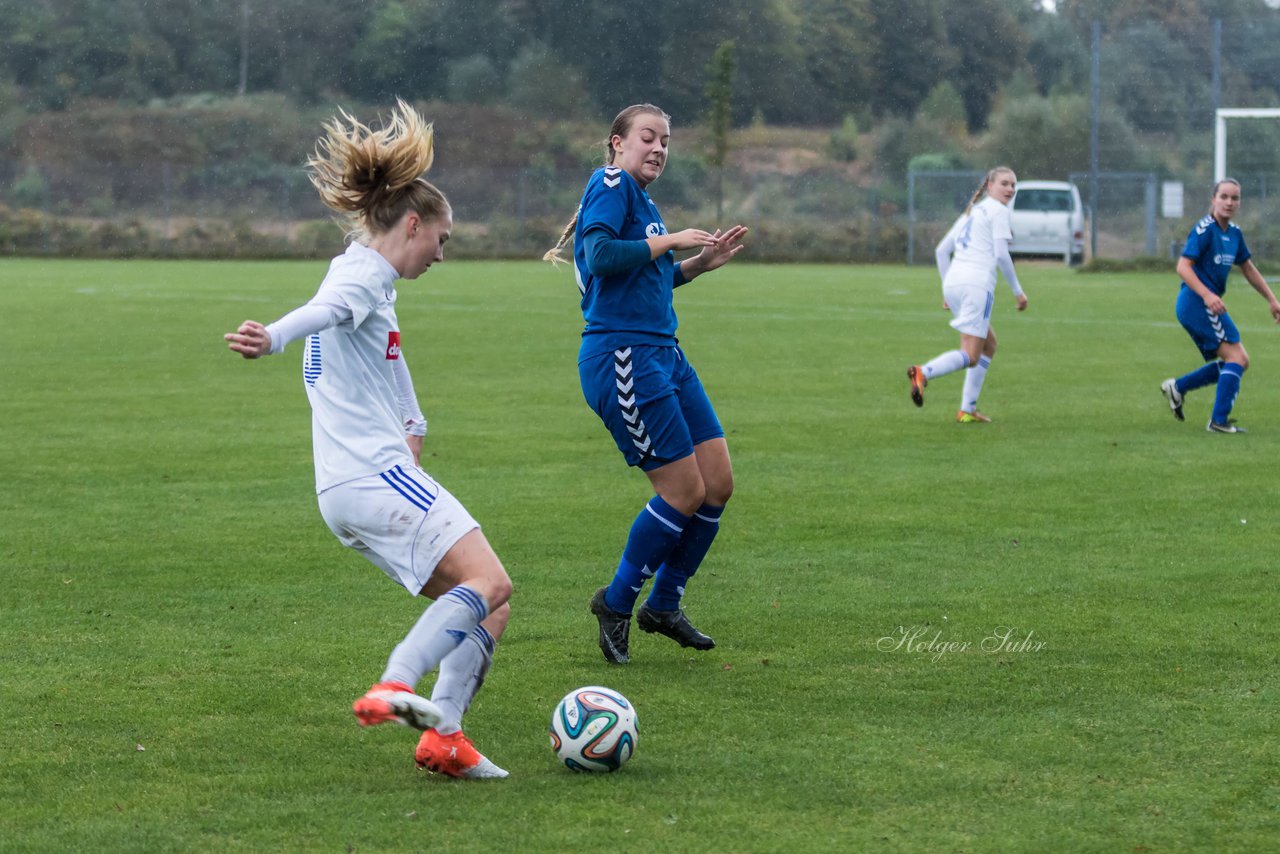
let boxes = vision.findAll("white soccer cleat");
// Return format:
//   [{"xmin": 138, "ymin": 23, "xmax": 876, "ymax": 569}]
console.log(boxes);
[
  {"xmin": 1160, "ymin": 378, "xmax": 1184, "ymax": 422},
  {"xmin": 1207, "ymin": 420, "xmax": 1247, "ymax": 434},
  {"xmin": 459, "ymin": 756, "xmax": 509, "ymax": 779}
]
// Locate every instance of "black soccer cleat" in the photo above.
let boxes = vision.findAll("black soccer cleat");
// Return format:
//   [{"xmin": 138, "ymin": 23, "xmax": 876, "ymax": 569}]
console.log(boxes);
[
  {"xmin": 636, "ymin": 602, "xmax": 716, "ymax": 651},
  {"xmin": 589, "ymin": 587, "xmax": 632, "ymax": 664}
]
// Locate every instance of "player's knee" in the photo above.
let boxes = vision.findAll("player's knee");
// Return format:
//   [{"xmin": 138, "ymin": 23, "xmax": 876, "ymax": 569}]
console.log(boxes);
[
  {"xmin": 667, "ymin": 481, "xmax": 706, "ymax": 516},
  {"xmin": 1222, "ymin": 348, "xmax": 1248, "ymax": 371},
  {"xmin": 462, "ymin": 568, "xmax": 512, "ymax": 610},
  {"xmin": 682, "ymin": 487, "xmax": 708, "ymax": 516},
  {"xmin": 485, "ymin": 572, "xmax": 513, "ymax": 608},
  {"xmin": 705, "ymin": 472, "xmax": 734, "ymax": 507}
]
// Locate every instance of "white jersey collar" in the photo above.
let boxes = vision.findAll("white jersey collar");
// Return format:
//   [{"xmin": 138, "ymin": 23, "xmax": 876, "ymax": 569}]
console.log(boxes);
[{"xmin": 347, "ymin": 241, "xmax": 400, "ymax": 296}]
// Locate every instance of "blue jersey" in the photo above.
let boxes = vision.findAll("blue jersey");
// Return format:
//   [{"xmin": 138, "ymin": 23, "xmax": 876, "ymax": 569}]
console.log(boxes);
[
  {"xmin": 574, "ymin": 166, "xmax": 677, "ymax": 359},
  {"xmin": 1180, "ymin": 215, "xmax": 1252, "ymax": 297}
]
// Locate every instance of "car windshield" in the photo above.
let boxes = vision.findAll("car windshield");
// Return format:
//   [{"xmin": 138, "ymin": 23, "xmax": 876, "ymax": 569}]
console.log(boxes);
[{"xmin": 1014, "ymin": 190, "xmax": 1073, "ymax": 212}]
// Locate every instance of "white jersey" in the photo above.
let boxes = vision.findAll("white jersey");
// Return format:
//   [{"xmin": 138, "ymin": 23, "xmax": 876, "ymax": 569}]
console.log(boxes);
[
  {"xmin": 303, "ymin": 242, "xmax": 415, "ymax": 492},
  {"xmin": 941, "ymin": 196, "xmax": 1013, "ymax": 292}
]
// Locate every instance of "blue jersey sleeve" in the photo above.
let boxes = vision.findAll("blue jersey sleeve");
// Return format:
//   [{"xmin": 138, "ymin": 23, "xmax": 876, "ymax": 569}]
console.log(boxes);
[
  {"xmin": 1236, "ymin": 231, "xmax": 1252, "ymax": 266},
  {"xmin": 578, "ymin": 166, "xmax": 631, "ymax": 240},
  {"xmin": 673, "ymin": 262, "xmax": 689, "ymax": 288},
  {"xmin": 1181, "ymin": 223, "xmax": 1208, "ymax": 260},
  {"xmin": 583, "ymin": 229, "xmax": 651, "ymax": 277}
]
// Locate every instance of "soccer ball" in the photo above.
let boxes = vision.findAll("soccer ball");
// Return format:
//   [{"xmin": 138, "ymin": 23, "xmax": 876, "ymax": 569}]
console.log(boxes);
[{"xmin": 548, "ymin": 685, "xmax": 638, "ymax": 772}]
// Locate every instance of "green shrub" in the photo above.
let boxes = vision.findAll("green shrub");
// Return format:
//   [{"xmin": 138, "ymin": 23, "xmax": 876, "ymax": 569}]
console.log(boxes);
[
  {"xmin": 11, "ymin": 166, "xmax": 49, "ymax": 209},
  {"xmin": 908, "ymin": 152, "xmax": 965, "ymax": 173},
  {"xmin": 828, "ymin": 115, "xmax": 859, "ymax": 163}
]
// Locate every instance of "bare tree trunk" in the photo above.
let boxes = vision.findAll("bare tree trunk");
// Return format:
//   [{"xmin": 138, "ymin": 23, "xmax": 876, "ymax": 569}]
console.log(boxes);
[
  {"xmin": 237, "ymin": 0, "xmax": 250, "ymax": 96},
  {"xmin": 716, "ymin": 168, "xmax": 723, "ymax": 220}
]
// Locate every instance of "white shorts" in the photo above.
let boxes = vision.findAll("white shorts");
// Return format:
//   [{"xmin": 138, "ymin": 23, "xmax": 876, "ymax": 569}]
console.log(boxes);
[
  {"xmin": 316, "ymin": 465, "xmax": 479, "ymax": 595},
  {"xmin": 943, "ymin": 283, "xmax": 995, "ymax": 338}
]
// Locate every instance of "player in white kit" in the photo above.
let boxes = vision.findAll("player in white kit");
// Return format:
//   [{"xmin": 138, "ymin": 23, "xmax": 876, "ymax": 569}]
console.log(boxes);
[
  {"xmin": 224, "ymin": 100, "xmax": 511, "ymax": 779},
  {"xmin": 907, "ymin": 166, "xmax": 1028, "ymax": 422}
]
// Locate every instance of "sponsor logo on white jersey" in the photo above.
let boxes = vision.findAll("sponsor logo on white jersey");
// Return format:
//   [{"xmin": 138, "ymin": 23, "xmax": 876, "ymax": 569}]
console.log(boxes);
[{"xmin": 386, "ymin": 330, "xmax": 401, "ymax": 360}]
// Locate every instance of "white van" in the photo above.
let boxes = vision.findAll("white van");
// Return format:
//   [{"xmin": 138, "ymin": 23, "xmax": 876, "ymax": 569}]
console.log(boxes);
[{"xmin": 1009, "ymin": 180, "xmax": 1086, "ymax": 266}]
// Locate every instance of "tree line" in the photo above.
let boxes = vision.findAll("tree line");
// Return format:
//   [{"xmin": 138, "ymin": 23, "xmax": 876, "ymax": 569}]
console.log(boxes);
[{"xmin": 2, "ymin": 0, "xmax": 1278, "ymax": 133}]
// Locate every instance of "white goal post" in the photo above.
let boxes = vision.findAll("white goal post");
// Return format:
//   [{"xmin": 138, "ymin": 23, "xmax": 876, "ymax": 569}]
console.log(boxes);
[{"xmin": 1214, "ymin": 108, "xmax": 1280, "ymax": 181}]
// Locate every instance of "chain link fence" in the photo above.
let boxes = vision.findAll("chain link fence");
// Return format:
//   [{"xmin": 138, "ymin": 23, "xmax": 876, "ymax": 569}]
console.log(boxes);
[
  {"xmin": 4, "ymin": 152, "xmax": 1276, "ymax": 264},
  {"xmin": 0, "ymin": 157, "xmax": 911, "ymax": 262}
]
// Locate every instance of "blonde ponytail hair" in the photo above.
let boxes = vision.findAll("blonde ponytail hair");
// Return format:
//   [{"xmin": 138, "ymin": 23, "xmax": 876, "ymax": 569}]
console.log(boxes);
[
  {"xmin": 543, "ymin": 215, "xmax": 578, "ymax": 266},
  {"xmin": 964, "ymin": 165, "xmax": 1015, "ymax": 215},
  {"xmin": 307, "ymin": 98, "xmax": 449, "ymax": 244}
]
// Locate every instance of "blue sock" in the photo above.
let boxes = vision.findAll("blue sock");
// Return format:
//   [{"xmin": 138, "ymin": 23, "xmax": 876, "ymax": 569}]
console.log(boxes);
[
  {"xmin": 1176, "ymin": 360, "xmax": 1221, "ymax": 394},
  {"xmin": 1211, "ymin": 362, "xmax": 1244, "ymax": 425},
  {"xmin": 604, "ymin": 496, "xmax": 690, "ymax": 614},
  {"xmin": 647, "ymin": 504, "xmax": 724, "ymax": 611}
]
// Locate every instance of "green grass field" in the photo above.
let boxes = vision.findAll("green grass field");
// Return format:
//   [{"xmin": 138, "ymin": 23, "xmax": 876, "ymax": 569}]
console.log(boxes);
[{"xmin": 2, "ymin": 257, "xmax": 1277, "ymax": 852}]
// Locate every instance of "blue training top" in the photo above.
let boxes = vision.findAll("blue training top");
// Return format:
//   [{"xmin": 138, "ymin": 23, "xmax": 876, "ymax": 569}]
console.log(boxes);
[
  {"xmin": 573, "ymin": 165, "xmax": 684, "ymax": 360},
  {"xmin": 1180, "ymin": 215, "xmax": 1252, "ymax": 297}
]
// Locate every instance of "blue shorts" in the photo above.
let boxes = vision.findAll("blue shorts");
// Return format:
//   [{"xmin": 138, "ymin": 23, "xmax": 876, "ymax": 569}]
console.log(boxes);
[
  {"xmin": 579, "ymin": 344, "xmax": 724, "ymax": 471},
  {"xmin": 1176, "ymin": 286, "xmax": 1239, "ymax": 360}
]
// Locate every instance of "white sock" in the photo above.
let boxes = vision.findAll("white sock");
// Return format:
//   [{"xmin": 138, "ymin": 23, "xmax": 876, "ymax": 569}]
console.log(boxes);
[
  {"xmin": 923, "ymin": 349, "xmax": 970, "ymax": 380},
  {"xmin": 429, "ymin": 626, "xmax": 496, "ymax": 735},
  {"xmin": 960, "ymin": 355, "xmax": 991, "ymax": 413},
  {"xmin": 380, "ymin": 585, "xmax": 489, "ymax": 690}
]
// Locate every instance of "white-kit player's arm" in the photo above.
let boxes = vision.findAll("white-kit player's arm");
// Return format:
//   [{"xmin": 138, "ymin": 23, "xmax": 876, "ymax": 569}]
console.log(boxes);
[
  {"xmin": 392, "ymin": 355, "xmax": 427, "ymax": 438},
  {"xmin": 263, "ymin": 291, "xmax": 353, "ymax": 355},
  {"xmin": 226, "ymin": 289, "xmax": 354, "ymax": 359},
  {"xmin": 993, "ymin": 237, "xmax": 1027, "ymax": 309},
  {"xmin": 989, "ymin": 203, "xmax": 1027, "ymax": 310},
  {"xmin": 935, "ymin": 231, "xmax": 956, "ymax": 282},
  {"xmin": 392, "ymin": 354, "xmax": 428, "ymax": 465}
]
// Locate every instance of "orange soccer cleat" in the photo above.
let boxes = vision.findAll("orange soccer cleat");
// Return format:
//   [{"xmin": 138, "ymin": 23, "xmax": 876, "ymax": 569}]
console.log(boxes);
[
  {"xmin": 352, "ymin": 681, "xmax": 444, "ymax": 731},
  {"xmin": 415, "ymin": 728, "xmax": 508, "ymax": 779},
  {"xmin": 907, "ymin": 366, "xmax": 927, "ymax": 407}
]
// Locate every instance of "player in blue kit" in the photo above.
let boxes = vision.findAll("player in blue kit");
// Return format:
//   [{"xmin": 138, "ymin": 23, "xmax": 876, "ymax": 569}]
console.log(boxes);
[
  {"xmin": 544, "ymin": 104, "xmax": 748, "ymax": 664},
  {"xmin": 1160, "ymin": 178, "xmax": 1280, "ymax": 433}
]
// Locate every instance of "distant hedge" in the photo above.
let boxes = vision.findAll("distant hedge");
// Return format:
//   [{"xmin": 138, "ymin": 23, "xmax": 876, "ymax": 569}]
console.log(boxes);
[
  {"xmin": 0, "ymin": 204, "xmax": 909, "ymax": 264},
  {"xmin": 0, "ymin": 204, "xmax": 341, "ymax": 259}
]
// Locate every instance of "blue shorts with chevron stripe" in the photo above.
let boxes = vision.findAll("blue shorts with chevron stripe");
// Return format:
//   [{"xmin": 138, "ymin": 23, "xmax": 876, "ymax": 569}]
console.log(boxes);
[
  {"xmin": 1176, "ymin": 285, "xmax": 1240, "ymax": 360},
  {"xmin": 578, "ymin": 344, "xmax": 724, "ymax": 471}
]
